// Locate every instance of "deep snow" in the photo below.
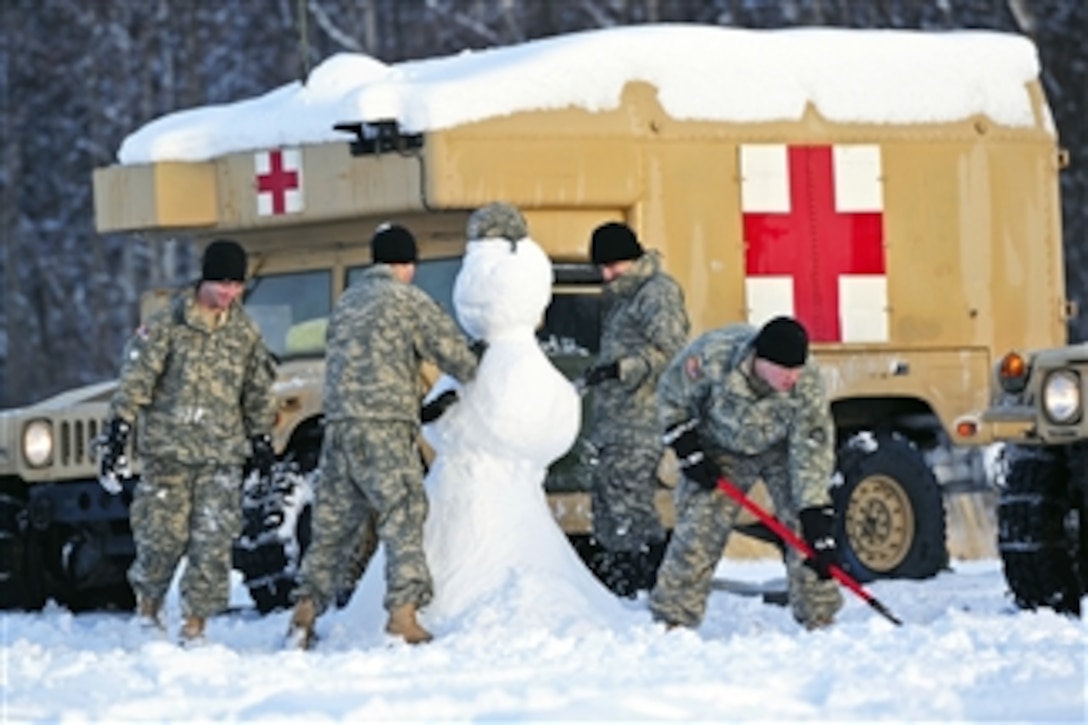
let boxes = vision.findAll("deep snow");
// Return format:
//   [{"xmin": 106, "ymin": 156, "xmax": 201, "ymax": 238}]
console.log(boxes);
[
  {"xmin": 2, "ymin": 558, "xmax": 1084, "ymax": 722},
  {"xmin": 117, "ymin": 24, "xmax": 1048, "ymax": 165}
]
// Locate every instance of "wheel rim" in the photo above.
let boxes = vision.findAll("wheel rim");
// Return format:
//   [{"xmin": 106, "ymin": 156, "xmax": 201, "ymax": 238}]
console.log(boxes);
[{"xmin": 844, "ymin": 474, "xmax": 915, "ymax": 573}]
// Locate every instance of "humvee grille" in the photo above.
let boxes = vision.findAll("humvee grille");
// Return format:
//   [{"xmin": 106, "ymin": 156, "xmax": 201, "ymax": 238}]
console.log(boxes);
[
  {"xmin": 45, "ymin": 414, "xmax": 138, "ymax": 477},
  {"xmin": 58, "ymin": 418, "xmax": 97, "ymax": 466}
]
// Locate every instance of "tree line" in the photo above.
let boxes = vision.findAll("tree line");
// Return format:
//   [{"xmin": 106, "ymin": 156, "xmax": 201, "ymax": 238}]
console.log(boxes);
[{"xmin": 0, "ymin": 0, "xmax": 1084, "ymax": 406}]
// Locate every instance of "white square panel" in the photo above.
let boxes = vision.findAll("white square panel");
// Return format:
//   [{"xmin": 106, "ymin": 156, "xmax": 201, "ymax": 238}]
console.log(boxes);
[
  {"xmin": 833, "ymin": 145, "xmax": 882, "ymax": 213},
  {"xmin": 745, "ymin": 276, "xmax": 794, "ymax": 327},
  {"xmin": 740, "ymin": 144, "xmax": 790, "ymax": 213},
  {"xmin": 839, "ymin": 274, "xmax": 889, "ymax": 342}
]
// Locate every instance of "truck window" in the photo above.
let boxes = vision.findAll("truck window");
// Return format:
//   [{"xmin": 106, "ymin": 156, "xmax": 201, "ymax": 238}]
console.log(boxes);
[
  {"xmin": 245, "ymin": 269, "xmax": 332, "ymax": 358},
  {"xmin": 538, "ymin": 293, "xmax": 600, "ymax": 357},
  {"xmin": 539, "ymin": 263, "xmax": 602, "ymax": 358},
  {"xmin": 347, "ymin": 257, "xmax": 462, "ymax": 320},
  {"xmin": 346, "ymin": 258, "xmax": 601, "ymax": 359}
]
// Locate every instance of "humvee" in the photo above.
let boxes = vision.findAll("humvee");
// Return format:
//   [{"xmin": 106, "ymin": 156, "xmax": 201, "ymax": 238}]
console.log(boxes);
[
  {"xmin": 0, "ymin": 26, "xmax": 1067, "ymax": 612},
  {"xmin": 982, "ymin": 344, "xmax": 1088, "ymax": 616}
]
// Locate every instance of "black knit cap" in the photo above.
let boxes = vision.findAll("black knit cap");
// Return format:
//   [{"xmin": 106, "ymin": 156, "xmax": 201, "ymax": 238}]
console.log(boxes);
[
  {"xmin": 754, "ymin": 316, "xmax": 809, "ymax": 368},
  {"xmin": 201, "ymin": 239, "xmax": 247, "ymax": 282},
  {"xmin": 590, "ymin": 222, "xmax": 644, "ymax": 265},
  {"xmin": 371, "ymin": 223, "xmax": 417, "ymax": 264}
]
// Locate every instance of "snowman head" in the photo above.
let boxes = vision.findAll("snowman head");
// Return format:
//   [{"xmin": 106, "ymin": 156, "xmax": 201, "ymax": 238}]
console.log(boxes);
[{"xmin": 454, "ymin": 203, "xmax": 552, "ymax": 341}]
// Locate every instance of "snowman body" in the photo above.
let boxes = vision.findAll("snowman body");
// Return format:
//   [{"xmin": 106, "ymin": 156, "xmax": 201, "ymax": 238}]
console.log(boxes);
[{"xmin": 422, "ymin": 236, "xmax": 624, "ymax": 632}]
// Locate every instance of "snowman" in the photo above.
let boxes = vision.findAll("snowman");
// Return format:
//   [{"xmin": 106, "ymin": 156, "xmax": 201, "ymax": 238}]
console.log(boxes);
[{"xmin": 340, "ymin": 203, "xmax": 626, "ymax": 641}]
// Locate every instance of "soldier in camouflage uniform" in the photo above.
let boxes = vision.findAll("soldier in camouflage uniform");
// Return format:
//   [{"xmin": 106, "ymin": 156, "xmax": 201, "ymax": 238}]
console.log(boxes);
[
  {"xmin": 98, "ymin": 239, "xmax": 277, "ymax": 645},
  {"xmin": 580, "ymin": 222, "xmax": 689, "ymax": 597},
  {"xmin": 649, "ymin": 317, "xmax": 844, "ymax": 630},
  {"xmin": 287, "ymin": 223, "xmax": 478, "ymax": 649}
]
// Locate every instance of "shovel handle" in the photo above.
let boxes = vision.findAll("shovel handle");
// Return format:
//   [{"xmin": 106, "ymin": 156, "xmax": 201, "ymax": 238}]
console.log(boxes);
[{"xmin": 715, "ymin": 476, "xmax": 902, "ymax": 626}]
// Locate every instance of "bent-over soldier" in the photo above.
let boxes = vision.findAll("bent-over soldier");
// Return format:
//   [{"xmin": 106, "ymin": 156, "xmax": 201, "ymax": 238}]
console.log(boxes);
[{"xmin": 649, "ymin": 316, "xmax": 843, "ymax": 630}]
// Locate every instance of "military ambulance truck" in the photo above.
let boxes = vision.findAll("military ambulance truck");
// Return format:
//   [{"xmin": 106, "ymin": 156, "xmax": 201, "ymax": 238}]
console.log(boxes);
[{"xmin": 0, "ymin": 26, "xmax": 1067, "ymax": 612}]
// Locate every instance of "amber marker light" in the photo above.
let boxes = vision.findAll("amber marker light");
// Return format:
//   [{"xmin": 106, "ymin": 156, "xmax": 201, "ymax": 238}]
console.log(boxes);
[
  {"xmin": 998, "ymin": 351, "xmax": 1029, "ymax": 393},
  {"xmin": 955, "ymin": 418, "xmax": 979, "ymax": 438}
]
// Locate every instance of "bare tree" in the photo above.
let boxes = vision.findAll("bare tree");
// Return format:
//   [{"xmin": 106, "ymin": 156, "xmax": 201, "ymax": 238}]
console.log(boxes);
[{"xmin": 0, "ymin": 0, "xmax": 19, "ymax": 405}]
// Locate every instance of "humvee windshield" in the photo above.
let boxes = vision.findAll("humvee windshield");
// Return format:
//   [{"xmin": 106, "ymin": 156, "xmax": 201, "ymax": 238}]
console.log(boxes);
[{"xmin": 245, "ymin": 258, "xmax": 602, "ymax": 363}]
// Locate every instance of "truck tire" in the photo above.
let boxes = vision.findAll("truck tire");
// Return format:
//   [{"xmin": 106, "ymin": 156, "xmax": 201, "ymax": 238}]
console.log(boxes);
[
  {"xmin": 60, "ymin": 581, "xmax": 136, "ymax": 613},
  {"xmin": 998, "ymin": 448, "xmax": 1083, "ymax": 616},
  {"xmin": 0, "ymin": 481, "xmax": 46, "ymax": 610},
  {"xmin": 232, "ymin": 459, "xmax": 315, "ymax": 614},
  {"xmin": 54, "ymin": 525, "xmax": 137, "ymax": 613},
  {"xmin": 832, "ymin": 435, "xmax": 948, "ymax": 583}
]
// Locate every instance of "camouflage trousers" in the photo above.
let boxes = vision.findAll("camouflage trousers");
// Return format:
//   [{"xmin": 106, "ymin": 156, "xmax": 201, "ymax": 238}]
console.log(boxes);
[
  {"xmin": 591, "ymin": 444, "xmax": 666, "ymax": 553},
  {"xmin": 649, "ymin": 449, "xmax": 843, "ymax": 629},
  {"xmin": 294, "ymin": 419, "xmax": 430, "ymax": 616},
  {"xmin": 127, "ymin": 459, "xmax": 243, "ymax": 619}
]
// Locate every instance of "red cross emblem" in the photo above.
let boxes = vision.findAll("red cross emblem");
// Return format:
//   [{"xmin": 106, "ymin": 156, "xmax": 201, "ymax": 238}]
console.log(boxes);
[
  {"xmin": 741, "ymin": 144, "xmax": 888, "ymax": 343},
  {"xmin": 255, "ymin": 149, "xmax": 303, "ymax": 216}
]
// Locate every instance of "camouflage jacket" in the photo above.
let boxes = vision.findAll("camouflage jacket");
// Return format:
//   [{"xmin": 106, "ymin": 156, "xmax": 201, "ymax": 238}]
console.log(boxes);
[
  {"xmin": 109, "ymin": 287, "xmax": 277, "ymax": 466},
  {"xmin": 591, "ymin": 251, "xmax": 690, "ymax": 446},
  {"xmin": 323, "ymin": 265, "xmax": 478, "ymax": 423},
  {"xmin": 657, "ymin": 324, "xmax": 835, "ymax": 508}
]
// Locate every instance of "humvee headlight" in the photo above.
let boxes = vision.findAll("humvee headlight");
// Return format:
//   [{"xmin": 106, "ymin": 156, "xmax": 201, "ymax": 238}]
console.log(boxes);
[
  {"xmin": 1042, "ymin": 370, "xmax": 1081, "ymax": 424},
  {"xmin": 22, "ymin": 419, "xmax": 54, "ymax": 467}
]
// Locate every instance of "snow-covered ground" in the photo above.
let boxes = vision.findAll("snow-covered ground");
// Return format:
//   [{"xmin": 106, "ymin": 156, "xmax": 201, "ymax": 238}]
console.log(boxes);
[{"xmin": 2, "ymin": 557, "xmax": 1083, "ymax": 722}]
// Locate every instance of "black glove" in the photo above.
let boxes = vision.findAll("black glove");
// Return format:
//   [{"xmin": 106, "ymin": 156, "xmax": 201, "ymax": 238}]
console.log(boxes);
[
  {"xmin": 421, "ymin": 390, "xmax": 459, "ymax": 424},
  {"xmin": 249, "ymin": 434, "xmax": 275, "ymax": 479},
  {"xmin": 97, "ymin": 417, "xmax": 131, "ymax": 494},
  {"xmin": 583, "ymin": 361, "xmax": 620, "ymax": 387},
  {"xmin": 663, "ymin": 419, "xmax": 721, "ymax": 491},
  {"xmin": 799, "ymin": 505, "xmax": 839, "ymax": 580}
]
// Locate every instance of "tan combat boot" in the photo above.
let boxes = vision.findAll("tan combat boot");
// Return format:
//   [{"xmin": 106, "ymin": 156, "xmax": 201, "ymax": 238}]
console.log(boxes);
[
  {"xmin": 286, "ymin": 596, "xmax": 318, "ymax": 650},
  {"xmin": 385, "ymin": 603, "xmax": 433, "ymax": 645},
  {"xmin": 136, "ymin": 596, "xmax": 164, "ymax": 631},
  {"xmin": 179, "ymin": 615, "xmax": 206, "ymax": 646},
  {"xmin": 803, "ymin": 614, "xmax": 835, "ymax": 631}
]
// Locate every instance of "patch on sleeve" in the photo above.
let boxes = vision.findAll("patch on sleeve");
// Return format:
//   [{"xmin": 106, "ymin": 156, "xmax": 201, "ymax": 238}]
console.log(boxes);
[{"xmin": 683, "ymin": 355, "xmax": 703, "ymax": 381}]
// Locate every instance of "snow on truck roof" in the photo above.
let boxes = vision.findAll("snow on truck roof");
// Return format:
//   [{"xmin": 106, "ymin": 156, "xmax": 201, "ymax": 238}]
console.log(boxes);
[{"xmin": 117, "ymin": 24, "xmax": 1046, "ymax": 165}]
